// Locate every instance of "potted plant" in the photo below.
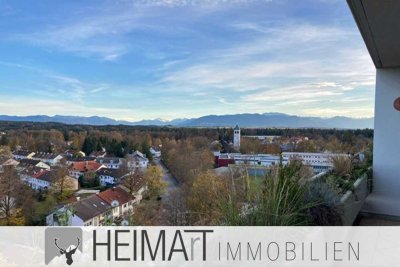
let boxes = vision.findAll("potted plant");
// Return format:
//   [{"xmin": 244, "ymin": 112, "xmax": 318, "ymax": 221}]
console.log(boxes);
[{"xmin": 308, "ymin": 156, "xmax": 372, "ymax": 225}]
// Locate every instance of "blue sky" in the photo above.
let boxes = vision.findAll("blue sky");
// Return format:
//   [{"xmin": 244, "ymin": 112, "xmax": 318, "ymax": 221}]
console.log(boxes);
[{"xmin": 0, "ymin": 0, "xmax": 375, "ymax": 121}]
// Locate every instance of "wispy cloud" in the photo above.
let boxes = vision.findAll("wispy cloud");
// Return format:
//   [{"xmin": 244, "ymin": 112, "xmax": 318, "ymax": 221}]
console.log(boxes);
[
  {"xmin": 0, "ymin": 0, "xmax": 376, "ymax": 119},
  {"xmin": 155, "ymin": 20, "xmax": 375, "ymax": 117}
]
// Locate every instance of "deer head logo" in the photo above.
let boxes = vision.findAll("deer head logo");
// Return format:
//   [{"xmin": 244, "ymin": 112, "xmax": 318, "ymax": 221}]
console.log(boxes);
[{"xmin": 54, "ymin": 237, "xmax": 80, "ymax": 265}]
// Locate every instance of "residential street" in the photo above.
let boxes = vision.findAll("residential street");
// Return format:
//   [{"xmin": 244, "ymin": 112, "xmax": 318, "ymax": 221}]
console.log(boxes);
[{"xmin": 153, "ymin": 158, "xmax": 179, "ymax": 200}]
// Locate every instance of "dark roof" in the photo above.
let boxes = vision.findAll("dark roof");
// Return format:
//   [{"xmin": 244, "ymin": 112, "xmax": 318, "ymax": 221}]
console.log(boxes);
[
  {"xmin": 66, "ymin": 156, "xmax": 96, "ymax": 162},
  {"xmin": 96, "ymin": 168, "xmax": 127, "ymax": 179},
  {"xmin": 32, "ymin": 170, "xmax": 53, "ymax": 182},
  {"xmin": 73, "ymin": 195, "xmax": 110, "ymax": 221},
  {"xmin": 19, "ymin": 158, "xmax": 41, "ymax": 167},
  {"xmin": 97, "ymin": 186, "xmax": 134, "ymax": 206},
  {"xmin": 20, "ymin": 166, "xmax": 47, "ymax": 176},
  {"xmin": 33, "ymin": 152, "xmax": 60, "ymax": 160},
  {"xmin": 13, "ymin": 150, "xmax": 33, "ymax": 156},
  {"xmin": 234, "ymin": 124, "xmax": 240, "ymax": 130},
  {"xmin": 96, "ymin": 157, "xmax": 122, "ymax": 164}
]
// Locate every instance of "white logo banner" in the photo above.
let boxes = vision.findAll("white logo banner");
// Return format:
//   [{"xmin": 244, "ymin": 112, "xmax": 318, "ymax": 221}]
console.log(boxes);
[{"xmin": 0, "ymin": 226, "xmax": 398, "ymax": 267}]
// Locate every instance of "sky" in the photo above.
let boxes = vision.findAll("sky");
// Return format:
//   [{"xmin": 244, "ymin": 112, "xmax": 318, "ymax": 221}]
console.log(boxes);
[{"xmin": 0, "ymin": 0, "xmax": 376, "ymax": 121}]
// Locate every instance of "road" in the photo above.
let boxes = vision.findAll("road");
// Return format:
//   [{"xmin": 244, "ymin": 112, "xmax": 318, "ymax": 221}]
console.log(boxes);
[{"xmin": 153, "ymin": 158, "xmax": 179, "ymax": 200}]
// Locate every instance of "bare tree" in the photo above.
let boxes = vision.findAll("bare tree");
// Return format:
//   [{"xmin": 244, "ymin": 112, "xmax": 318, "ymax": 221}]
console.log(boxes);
[
  {"xmin": 0, "ymin": 166, "xmax": 23, "ymax": 225},
  {"xmin": 122, "ymin": 169, "xmax": 144, "ymax": 194}
]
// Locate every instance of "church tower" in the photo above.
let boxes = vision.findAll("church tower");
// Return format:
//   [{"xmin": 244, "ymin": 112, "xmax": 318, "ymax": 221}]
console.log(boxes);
[{"xmin": 233, "ymin": 124, "xmax": 240, "ymax": 151}]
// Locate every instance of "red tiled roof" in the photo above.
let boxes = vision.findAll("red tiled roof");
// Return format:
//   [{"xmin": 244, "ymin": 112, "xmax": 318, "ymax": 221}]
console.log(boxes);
[
  {"xmin": 31, "ymin": 169, "xmax": 53, "ymax": 182},
  {"xmin": 71, "ymin": 161, "xmax": 104, "ymax": 172},
  {"xmin": 97, "ymin": 186, "xmax": 134, "ymax": 206}
]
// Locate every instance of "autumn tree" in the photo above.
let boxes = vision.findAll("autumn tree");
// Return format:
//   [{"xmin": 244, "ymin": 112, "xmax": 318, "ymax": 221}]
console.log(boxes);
[
  {"xmin": 51, "ymin": 162, "xmax": 75, "ymax": 200},
  {"xmin": 79, "ymin": 171, "xmax": 99, "ymax": 188},
  {"xmin": 145, "ymin": 166, "xmax": 166, "ymax": 199},
  {"xmin": 0, "ymin": 166, "xmax": 25, "ymax": 225},
  {"xmin": 187, "ymin": 171, "xmax": 229, "ymax": 225},
  {"xmin": 122, "ymin": 169, "xmax": 144, "ymax": 194}
]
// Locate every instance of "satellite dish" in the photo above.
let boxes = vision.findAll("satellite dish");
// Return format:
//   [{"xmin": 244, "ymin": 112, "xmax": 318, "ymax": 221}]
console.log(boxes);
[
  {"xmin": 111, "ymin": 200, "xmax": 119, "ymax": 207},
  {"xmin": 121, "ymin": 220, "xmax": 129, "ymax": 226}
]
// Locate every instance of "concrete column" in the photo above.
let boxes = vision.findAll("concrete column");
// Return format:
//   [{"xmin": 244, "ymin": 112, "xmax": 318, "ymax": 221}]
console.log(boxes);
[{"xmin": 363, "ymin": 68, "xmax": 400, "ymax": 216}]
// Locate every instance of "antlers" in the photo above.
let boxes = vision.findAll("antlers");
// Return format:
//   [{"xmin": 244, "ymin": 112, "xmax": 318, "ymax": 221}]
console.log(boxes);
[
  {"xmin": 54, "ymin": 237, "xmax": 80, "ymax": 253},
  {"xmin": 54, "ymin": 238, "xmax": 65, "ymax": 253}
]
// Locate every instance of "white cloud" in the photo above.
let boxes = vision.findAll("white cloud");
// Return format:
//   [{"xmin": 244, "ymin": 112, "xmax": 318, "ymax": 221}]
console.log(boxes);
[{"xmin": 156, "ymin": 21, "xmax": 375, "ymax": 117}]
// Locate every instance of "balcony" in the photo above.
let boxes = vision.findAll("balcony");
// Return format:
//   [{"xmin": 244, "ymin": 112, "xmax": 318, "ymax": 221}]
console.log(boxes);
[{"xmin": 348, "ymin": 0, "xmax": 400, "ymax": 219}]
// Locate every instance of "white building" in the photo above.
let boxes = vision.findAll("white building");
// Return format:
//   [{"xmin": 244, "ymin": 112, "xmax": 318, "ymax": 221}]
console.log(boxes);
[
  {"xmin": 150, "ymin": 147, "xmax": 161, "ymax": 158},
  {"xmin": 127, "ymin": 151, "xmax": 149, "ymax": 169},
  {"xmin": 68, "ymin": 160, "xmax": 105, "ymax": 179},
  {"xmin": 216, "ymin": 152, "xmax": 286, "ymax": 169},
  {"xmin": 12, "ymin": 150, "xmax": 35, "ymax": 160},
  {"xmin": 46, "ymin": 186, "xmax": 137, "ymax": 226},
  {"xmin": 282, "ymin": 152, "xmax": 349, "ymax": 174},
  {"xmin": 95, "ymin": 157, "xmax": 124, "ymax": 169},
  {"xmin": 18, "ymin": 159, "xmax": 50, "ymax": 170},
  {"xmin": 21, "ymin": 168, "xmax": 78, "ymax": 191},
  {"xmin": 233, "ymin": 125, "xmax": 241, "ymax": 150},
  {"xmin": 31, "ymin": 152, "xmax": 63, "ymax": 165},
  {"xmin": 96, "ymin": 168, "xmax": 130, "ymax": 186},
  {"xmin": 234, "ymin": 153, "xmax": 282, "ymax": 167}
]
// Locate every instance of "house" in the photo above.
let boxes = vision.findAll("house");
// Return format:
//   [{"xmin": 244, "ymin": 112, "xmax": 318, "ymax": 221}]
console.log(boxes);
[
  {"xmin": 18, "ymin": 159, "xmax": 50, "ymax": 170},
  {"xmin": 25, "ymin": 169, "xmax": 51, "ymax": 190},
  {"xmin": 150, "ymin": 147, "xmax": 161, "ymax": 158},
  {"xmin": 65, "ymin": 156, "xmax": 96, "ymax": 165},
  {"xmin": 46, "ymin": 186, "xmax": 138, "ymax": 226},
  {"xmin": 21, "ymin": 168, "xmax": 78, "ymax": 191},
  {"xmin": 31, "ymin": 152, "xmax": 63, "ymax": 165},
  {"xmin": 0, "ymin": 158, "xmax": 19, "ymax": 173},
  {"xmin": 95, "ymin": 157, "xmax": 124, "ymax": 169},
  {"xmin": 97, "ymin": 186, "xmax": 136, "ymax": 220},
  {"xmin": 126, "ymin": 151, "xmax": 149, "ymax": 169},
  {"xmin": 90, "ymin": 151, "xmax": 107, "ymax": 158},
  {"xmin": 71, "ymin": 194, "xmax": 111, "ymax": 226},
  {"xmin": 119, "ymin": 175, "xmax": 147, "ymax": 203},
  {"xmin": 64, "ymin": 149, "xmax": 86, "ymax": 157},
  {"xmin": 68, "ymin": 160, "xmax": 105, "ymax": 179},
  {"xmin": 12, "ymin": 150, "xmax": 35, "ymax": 160},
  {"xmin": 96, "ymin": 168, "xmax": 130, "ymax": 186}
]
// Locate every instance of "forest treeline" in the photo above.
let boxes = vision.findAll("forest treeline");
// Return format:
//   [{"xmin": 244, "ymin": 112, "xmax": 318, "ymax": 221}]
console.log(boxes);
[{"xmin": 0, "ymin": 121, "xmax": 373, "ymax": 226}]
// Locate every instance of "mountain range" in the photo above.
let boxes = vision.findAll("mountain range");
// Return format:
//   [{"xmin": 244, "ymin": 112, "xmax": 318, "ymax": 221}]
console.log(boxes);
[{"xmin": 0, "ymin": 113, "xmax": 374, "ymax": 129}]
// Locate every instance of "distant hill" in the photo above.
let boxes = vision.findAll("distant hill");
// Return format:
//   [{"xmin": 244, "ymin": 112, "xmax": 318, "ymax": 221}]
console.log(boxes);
[
  {"xmin": 0, "ymin": 115, "xmax": 127, "ymax": 126},
  {"xmin": 0, "ymin": 113, "xmax": 374, "ymax": 129},
  {"xmin": 180, "ymin": 113, "xmax": 374, "ymax": 129}
]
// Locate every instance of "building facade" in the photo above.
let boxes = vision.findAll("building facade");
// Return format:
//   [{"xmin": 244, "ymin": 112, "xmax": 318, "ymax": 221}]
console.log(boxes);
[{"xmin": 282, "ymin": 152, "xmax": 349, "ymax": 174}]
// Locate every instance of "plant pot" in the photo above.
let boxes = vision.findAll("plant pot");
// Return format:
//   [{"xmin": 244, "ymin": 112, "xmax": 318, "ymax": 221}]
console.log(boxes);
[{"xmin": 338, "ymin": 174, "xmax": 369, "ymax": 225}]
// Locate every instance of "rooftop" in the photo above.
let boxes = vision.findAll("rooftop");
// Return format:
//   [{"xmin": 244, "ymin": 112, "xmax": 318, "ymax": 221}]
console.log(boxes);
[
  {"xmin": 97, "ymin": 186, "xmax": 134, "ymax": 206},
  {"xmin": 73, "ymin": 194, "xmax": 110, "ymax": 222},
  {"xmin": 71, "ymin": 161, "xmax": 104, "ymax": 172}
]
